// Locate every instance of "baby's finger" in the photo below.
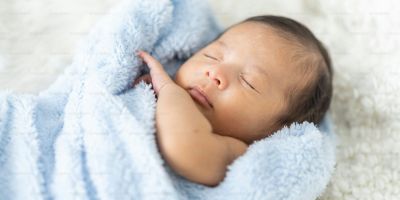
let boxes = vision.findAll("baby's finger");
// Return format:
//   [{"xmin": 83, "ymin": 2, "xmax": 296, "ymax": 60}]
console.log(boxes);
[
  {"xmin": 136, "ymin": 50, "xmax": 174, "ymax": 94},
  {"xmin": 137, "ymin": 51, "xmax": 165, "ymax": 74}
]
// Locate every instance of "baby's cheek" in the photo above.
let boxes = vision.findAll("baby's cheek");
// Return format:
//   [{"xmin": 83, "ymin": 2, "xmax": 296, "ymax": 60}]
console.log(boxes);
[{"xmin": 213, "ymin": 112, "xmax": 245, "ymax": 134}]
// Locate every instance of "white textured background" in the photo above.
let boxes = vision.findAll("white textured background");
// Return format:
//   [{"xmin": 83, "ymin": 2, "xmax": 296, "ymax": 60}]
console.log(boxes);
[{"xmin": 1, "ymin": 0, "xmax": 399, "ymax": 199}]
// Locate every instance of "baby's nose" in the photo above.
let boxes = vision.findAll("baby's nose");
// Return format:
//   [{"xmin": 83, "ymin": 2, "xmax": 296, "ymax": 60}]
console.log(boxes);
[{"xmin": 206, "ymin": 68, "xmax": 227, "ymax": 90}]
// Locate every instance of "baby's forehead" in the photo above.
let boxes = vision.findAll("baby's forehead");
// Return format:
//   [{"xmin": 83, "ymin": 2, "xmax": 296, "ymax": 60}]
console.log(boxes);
[
  {"xmin": 211, "ymin": 22, "xmax": 316, "ymax": 73},
  {"xmin": 221, "ymin": 22, "xmax": 283, "ymax": 40},
  {"xmin": 219, "ymin": 24, "xmax": 297, "ymax": 55}
]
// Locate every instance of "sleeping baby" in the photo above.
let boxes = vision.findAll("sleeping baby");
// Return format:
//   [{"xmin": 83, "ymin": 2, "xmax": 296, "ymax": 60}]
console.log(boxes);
[{"xmin": 133, "ymin": 15, "xmax": 333, "ymax": 187}]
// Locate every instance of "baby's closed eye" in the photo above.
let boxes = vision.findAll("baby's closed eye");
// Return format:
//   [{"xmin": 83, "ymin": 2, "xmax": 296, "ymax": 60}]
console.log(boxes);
[{"xmin": 203, "ymin": 53, "xmax": 219, "ymax": 61}]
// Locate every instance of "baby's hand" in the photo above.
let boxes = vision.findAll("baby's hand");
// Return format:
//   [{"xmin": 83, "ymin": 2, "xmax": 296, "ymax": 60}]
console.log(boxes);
[{"xmin": 136, "ymin": 50, "xmax": 176, "ymax": 96}]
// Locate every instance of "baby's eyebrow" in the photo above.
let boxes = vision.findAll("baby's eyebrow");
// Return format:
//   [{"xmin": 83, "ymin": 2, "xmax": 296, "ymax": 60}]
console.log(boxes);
[
  {"xmin": 253, "ymin": 64, "xmax": 269, "ymax": 80},
  {"xmin": 216, "ymin": 40, "xmax": 228, "ymax": 49}
]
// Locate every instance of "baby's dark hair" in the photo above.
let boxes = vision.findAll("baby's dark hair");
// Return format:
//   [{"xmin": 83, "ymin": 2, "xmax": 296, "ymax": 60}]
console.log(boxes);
[{"xmin": 243, "ymin": 15, "xmax": 333, "ymax": 130}]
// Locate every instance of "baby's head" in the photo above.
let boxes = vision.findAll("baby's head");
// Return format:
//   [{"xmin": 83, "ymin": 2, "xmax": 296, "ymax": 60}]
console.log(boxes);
[{"xmin": 174, "ymin": 15, "xmax": 333, "ymax": 144}]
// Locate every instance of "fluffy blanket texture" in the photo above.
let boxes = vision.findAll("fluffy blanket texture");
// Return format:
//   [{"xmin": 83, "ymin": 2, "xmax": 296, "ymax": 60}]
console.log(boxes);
[{"xmin": 0, "ymin": 0, "xmax": 336, "ymax": 199}]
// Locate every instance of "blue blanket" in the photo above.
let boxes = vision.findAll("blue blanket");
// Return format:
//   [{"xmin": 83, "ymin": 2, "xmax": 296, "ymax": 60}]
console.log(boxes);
[{"xmin": 0, "ymin": 0, "xmax": 336, "ymax": 199}]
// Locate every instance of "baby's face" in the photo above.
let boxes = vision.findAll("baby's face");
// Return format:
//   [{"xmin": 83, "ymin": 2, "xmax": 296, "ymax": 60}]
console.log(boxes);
[{"xmin": 174, "ymin": 22, "xmax": 301, "ymax": 144}]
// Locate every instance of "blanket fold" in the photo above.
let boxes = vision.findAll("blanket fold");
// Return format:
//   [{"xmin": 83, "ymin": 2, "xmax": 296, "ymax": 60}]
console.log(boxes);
[{"xmin": 0, "ymin": 0, "xmax": 336, "ymax": 199}]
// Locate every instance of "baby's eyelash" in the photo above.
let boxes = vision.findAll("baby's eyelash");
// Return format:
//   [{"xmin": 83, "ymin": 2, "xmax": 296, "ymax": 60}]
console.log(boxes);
[
  {"xmin": 240, "ymin": 74, "xmax": 259, "ymax": 93},
  {"xmin": 203, "ymin": 53, "xmax": 219, "ymax": 61},
  {"xmin": 240, "ymin": 75, "xmax": 254, "ymax": 89}
]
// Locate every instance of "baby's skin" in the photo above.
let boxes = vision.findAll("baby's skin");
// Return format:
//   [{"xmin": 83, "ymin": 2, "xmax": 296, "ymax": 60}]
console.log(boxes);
[
  {"xmin": 134, "ymin": 22, "xmax": 303, "ymax": 186},
  {"xmin": 136, "ymin": 51, "xmax": 247, "ymax": 187}
]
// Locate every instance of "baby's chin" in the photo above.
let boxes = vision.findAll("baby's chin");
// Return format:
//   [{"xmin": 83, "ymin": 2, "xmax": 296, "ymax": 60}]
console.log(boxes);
[
  {"xmin": 191, "ymin": 99, "xmax": 213, "ymax": 121},
  {"xmin": 192, "ymin": 98, "xmax": 209, "ymax": 114}
]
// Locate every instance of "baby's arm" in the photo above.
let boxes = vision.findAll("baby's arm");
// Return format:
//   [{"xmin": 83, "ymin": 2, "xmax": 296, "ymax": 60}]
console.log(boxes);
[
  {"xmin": 136, "ymin": 51, "xmax": 248, "ymax": 186},
  {"xmin": 156, "ymin": 84, "xmax": 247, "ymax": 186}
]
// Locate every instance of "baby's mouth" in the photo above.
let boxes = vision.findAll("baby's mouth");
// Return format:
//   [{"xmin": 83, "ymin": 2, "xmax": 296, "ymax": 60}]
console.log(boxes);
[{"xmin": 188, "ymin": 87, "xmax": 213, "ymax": 109}]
